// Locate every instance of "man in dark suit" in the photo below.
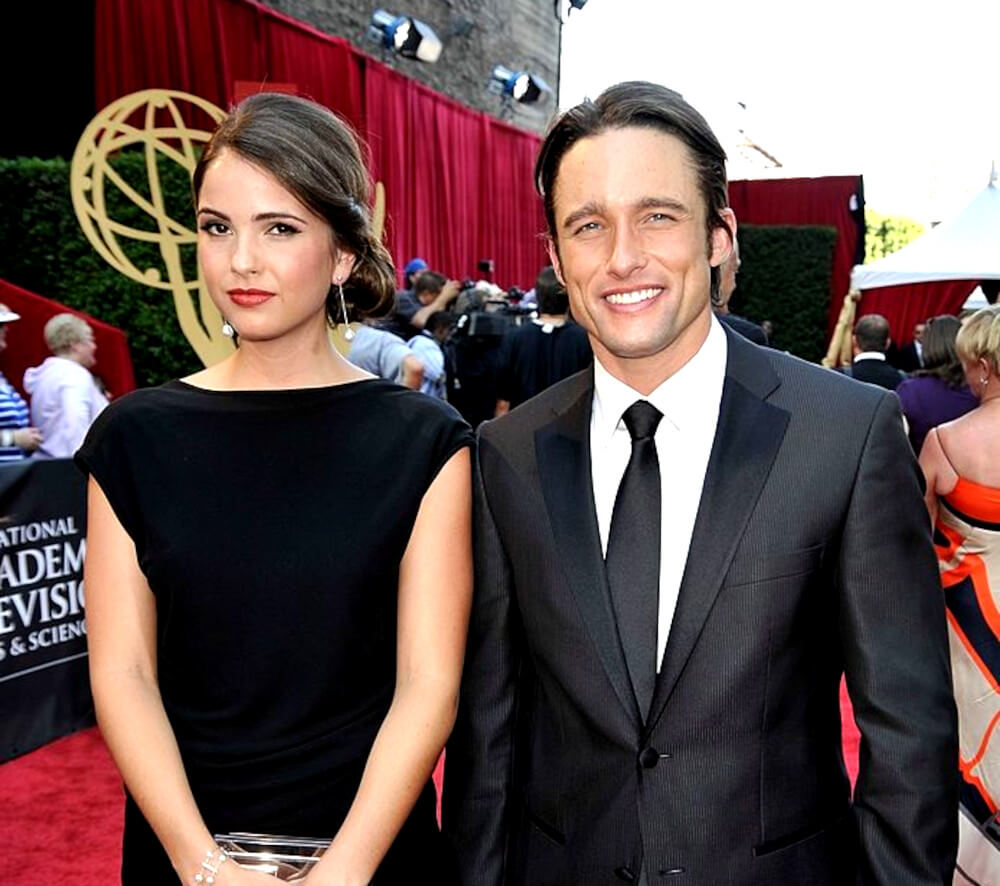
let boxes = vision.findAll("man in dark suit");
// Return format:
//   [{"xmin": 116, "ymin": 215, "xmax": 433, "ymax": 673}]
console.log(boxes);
[
  {"xmin": 714, "ymin": 234, "xmax": 769, "ymax": 346},
  {"xmin": 847, "ymin": 314, "xmax": 906, "ymax": 390},
  {"xmin": 443, "ymin": 82, "xmax": 957, "ymax": 885},
  {"xmin": 891, "ymin": 321, "xmax": 926, "ymax": 373}
]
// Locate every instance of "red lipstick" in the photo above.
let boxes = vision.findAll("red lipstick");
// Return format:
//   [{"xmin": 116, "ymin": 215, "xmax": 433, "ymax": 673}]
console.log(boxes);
[{"xmin": 228, "ymin": 288, "xmax": 275, "ymax": 307}]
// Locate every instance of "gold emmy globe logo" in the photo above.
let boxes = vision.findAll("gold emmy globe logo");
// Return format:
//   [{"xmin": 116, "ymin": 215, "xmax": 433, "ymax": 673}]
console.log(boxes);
[
  {"xmin": 71, "ymin": 88, "xmax": 388, "ymax": 366},
  {"xmin": 71, "ymin": 89, "xmax": 231, "ymax": 366}
]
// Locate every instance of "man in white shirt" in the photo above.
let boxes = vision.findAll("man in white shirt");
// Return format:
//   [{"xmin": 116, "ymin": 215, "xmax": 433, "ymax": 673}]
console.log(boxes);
[
  {"xmin": 23, "ymin": 313, "xmax": 108, "ymax": 459},
  {"xmin": 444, "ymin": 81, "xmax": 957, "ymax": 886},
  {"xmin": 848, "ymin": 313, "xmax": 905, "ymax": 390},
  {"xmin": 407, "ymin": 311, "xmax": 452, "ymax": 399},
  {"xmin": 344, "ymin": 322, "xmax": 424, "ymax": 390}
]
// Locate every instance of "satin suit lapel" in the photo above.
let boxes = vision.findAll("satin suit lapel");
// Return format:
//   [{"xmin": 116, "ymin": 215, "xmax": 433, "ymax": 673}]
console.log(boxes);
[
  {"xmin": 535, "ymin": 371, "xmax": 643, "ymax": 727},
  {"xmin": 647, "ymin": 332, "xmax": 790, "ymax": 734}
]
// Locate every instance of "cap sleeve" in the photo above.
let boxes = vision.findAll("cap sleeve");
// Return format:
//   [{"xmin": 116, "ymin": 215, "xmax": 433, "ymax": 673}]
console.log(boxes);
[
  {"xmin": 74, "ymin": 396, "xmax": 145, "ymax": 549},
  {"xmin": 424, "ymin": 403, "xmax": 474, "ymax": 489}
]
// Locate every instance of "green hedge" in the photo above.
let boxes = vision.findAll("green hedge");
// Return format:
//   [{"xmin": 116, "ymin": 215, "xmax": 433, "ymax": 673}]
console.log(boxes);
[
  {"xmin": 0, "ymin": 156, "xmax": 839, "ymax": 381},
  {"xmin": 729, "ymin": 224, "xmax": 837, "ymax": 362},
  {"xmin": 0, "ymin": 155, "xmax": 203, "ymax": 388}
]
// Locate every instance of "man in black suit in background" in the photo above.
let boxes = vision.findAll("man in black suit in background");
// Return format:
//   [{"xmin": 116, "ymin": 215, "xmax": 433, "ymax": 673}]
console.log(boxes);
[
  {"xmin": 892, "ymin": 320, "xmax": 926, "ymax": 373},
  {"xmin": 714, "ymin": 234, "xmax": 769, "ymax": 346},
  {"xmin": 848, "ymin": 313, "xmax": 906, "ymax": 390},
  {"xmin": 443, "ymin": 81, "xmax": 957, "ymax": 885}
]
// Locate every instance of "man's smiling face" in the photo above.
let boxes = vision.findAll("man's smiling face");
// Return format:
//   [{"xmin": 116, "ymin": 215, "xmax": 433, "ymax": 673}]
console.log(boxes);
[{"xmin": 548, "ymin": 125, "xmax": 733, "ymax": 390}]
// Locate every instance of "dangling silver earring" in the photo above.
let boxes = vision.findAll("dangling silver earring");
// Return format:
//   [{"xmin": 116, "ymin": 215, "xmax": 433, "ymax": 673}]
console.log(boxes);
[
  {"xmin": 338, "ymin": 282, "xmax": 355, "ymax": 341},
  {"xmin": 222, "ymin": 318, "xmax": 235, "ymax": 338}
]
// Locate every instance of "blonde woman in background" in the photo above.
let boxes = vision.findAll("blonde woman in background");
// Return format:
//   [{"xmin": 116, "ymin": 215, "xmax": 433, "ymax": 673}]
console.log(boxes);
[{"xmin": 919, "ymin": 304, "xmax": 1000, "ymax": 885}]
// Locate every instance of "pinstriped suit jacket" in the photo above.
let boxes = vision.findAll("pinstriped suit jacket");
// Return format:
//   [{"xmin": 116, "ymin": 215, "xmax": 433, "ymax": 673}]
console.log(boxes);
[{"xmin": 443, "ymin": 328, "xmax": 957, "ymax": 885}]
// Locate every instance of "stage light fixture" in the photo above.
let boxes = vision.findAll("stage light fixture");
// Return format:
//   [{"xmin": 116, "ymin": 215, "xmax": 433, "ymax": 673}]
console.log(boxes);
[
  {"xmin": 489, "ymin": 65, "xmax": 552, "ymax": 105},
  {"xmin": 554, "ymin": 0, "xmax": 590, "ymax": 21},
  {"xmin": 367, "ymin": 8, "xmax": 443, "ymax": 63}
]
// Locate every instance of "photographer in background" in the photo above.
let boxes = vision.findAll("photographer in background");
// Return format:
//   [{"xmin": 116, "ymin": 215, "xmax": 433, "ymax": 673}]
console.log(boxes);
[
  {"xmin": 447, "ymin": 282, "xmax": 523, "ymax": 428},
  {"xmin": 411, "ymin": 272, "xmax": 461, "ymax": 336},
  {"xmin": 379, "ymin": 256, "xmax": 428, "ymax": 338},
  {"xmin": 384, "ymin": 270, "xmax": 460, "ymax": 341},
  {"xmin": 495, "ymin": 266, "xmax": 592, "ymax": 416}
]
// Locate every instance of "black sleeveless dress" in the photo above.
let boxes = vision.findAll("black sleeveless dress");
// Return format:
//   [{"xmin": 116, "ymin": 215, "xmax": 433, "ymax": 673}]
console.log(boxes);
[{"xmin": 75, "ymin": 379, "xmax": 472, "ymax": 884}]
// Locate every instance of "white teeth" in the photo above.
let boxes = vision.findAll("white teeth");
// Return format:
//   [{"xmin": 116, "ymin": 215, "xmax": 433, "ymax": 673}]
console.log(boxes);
[{"xmin": 605, "ymin": 287, "xmax": 661, "ymax": 305}]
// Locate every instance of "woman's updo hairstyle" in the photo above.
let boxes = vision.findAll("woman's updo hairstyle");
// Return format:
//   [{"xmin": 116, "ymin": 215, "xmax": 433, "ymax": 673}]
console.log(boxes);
[{"xmin": 193, "ymin": 92, "xmax": 396, "ymax": 322}]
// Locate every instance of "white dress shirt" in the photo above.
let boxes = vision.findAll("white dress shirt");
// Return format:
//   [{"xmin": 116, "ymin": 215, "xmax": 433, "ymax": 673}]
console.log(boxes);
[
  {"xmin": 853, "ymin": 351, "xmax": 887, "ymax": 363},
  {"xmin": 590, "ymin": 317, "xmax": 727, "ymax": 671}
]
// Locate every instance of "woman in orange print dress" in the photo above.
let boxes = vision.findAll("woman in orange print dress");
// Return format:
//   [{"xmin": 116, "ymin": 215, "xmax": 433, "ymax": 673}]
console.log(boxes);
[{"xmin": 919, "ymin": 305, "xmax": 1000, "ymax": 885}]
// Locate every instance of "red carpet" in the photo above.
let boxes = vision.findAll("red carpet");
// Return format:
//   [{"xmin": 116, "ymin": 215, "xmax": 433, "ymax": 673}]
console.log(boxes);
[
  {"xmin": 0, "ymin": 728, "xmax": 123, "ymax": 885},
  {"xmin": 2, "ymin": 713, "xmax": 858, "ymax": 884},
  {"xmin": 841, "ymin": 679, "xmax": 861, "ymax": 785}
]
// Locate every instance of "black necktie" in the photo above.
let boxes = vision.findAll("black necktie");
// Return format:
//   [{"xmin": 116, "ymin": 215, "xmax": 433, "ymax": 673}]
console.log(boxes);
[{"xmin": 606, "ymin": 399, "xmax": 662, "ymax": 719}]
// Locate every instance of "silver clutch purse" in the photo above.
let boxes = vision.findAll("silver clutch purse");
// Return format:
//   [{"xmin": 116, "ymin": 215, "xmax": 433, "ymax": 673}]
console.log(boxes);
[{"xmin": 213, "ymin": 832, "xmax": 330, "ymax": 881}]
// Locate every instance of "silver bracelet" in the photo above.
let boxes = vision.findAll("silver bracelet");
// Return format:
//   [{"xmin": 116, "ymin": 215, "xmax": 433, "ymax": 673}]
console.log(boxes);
[{"xmin": 193, "ymin": 846, "xmax": 229, "ymax": 884}]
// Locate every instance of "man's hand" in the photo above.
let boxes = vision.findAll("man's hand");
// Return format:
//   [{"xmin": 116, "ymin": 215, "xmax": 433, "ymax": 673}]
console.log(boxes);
[
  {"xmin": 438, "ymin": 279, "xmax": 461, "ymax": 306},
  {"xmin": 14, "ymin": 427, "xmax": 42, "ymax": 452},
  {"xmin": 400, "ymin": 354, "xmax": 425, "ymax": 390},
  {"xmin": 412, "ymin": 281, "xmax": 461, "ymax": 330}
]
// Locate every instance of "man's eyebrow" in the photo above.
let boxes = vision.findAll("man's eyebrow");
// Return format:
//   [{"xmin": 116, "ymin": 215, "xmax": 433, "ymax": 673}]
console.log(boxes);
[
  {"xmin": 635, "ymin": 196, "xmax": 690, "ymax": 214},
  {"xmin": 561, "ymin": 202, "xmax": 604, "ymax": 232}
]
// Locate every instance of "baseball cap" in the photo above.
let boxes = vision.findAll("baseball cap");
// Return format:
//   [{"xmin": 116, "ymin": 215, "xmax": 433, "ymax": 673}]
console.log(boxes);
[
  {"xmin": 404, "ymin": 257, "xmax": 429, "ymax": 277},
  {"xmin": 0, "ymin": 303, "xmax": 21, "ymax": 323}
]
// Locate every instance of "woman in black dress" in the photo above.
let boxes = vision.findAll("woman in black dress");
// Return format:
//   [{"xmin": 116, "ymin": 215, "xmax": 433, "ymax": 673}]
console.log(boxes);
[{"xmin": 77, "ymin": 94, "xmax": 473, "ymax": 885}]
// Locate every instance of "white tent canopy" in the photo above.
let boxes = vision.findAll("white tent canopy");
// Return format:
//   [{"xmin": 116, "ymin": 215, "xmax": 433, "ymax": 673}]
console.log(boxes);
[
  {"xmin": 964, "ymin": 285, "xmax": 990, "ymax": 310},
  {"xmin": 851, "ymin": 177, "xmax": 1000, "ymax": 290}
]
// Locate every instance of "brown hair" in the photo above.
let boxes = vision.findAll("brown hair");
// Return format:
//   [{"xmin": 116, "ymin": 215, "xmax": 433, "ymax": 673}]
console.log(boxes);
[
  {"xmin": 913, "ymin": 314, "xmax": 965, "ymax": 387},
  {"xmin": 193, "ymin": 92, "xmax": 395, "ymax": 321},
  {"xmin": 414, "ymin": 271, "xmax": 447, "ymax": 298},
  {"xmin": 534, "ymin": 81, "xmax": 732, "ymax": 304},
  {"xmin": 536, "ymin": 265, "xmax": 568, "ymax": 315},
  {"xmin": 853, "ymin": 313, "xmax": 891, "ymax": 353}
]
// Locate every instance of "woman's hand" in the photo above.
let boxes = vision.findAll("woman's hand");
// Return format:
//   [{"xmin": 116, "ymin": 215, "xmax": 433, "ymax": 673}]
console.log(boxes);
[
  {"xmin": 212, "ymin": 860, "xmax": 287, "ymax": 885},
  {"xmin": 286, "ymin": 866, "xmax": 366, "ymax": 886}
]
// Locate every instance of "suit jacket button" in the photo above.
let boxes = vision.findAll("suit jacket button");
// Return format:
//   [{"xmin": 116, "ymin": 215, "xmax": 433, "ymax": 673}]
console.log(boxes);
[
  {"xmin": 614, "ymin": 866, "xmax": 636, "ymax": 882},
  {"xmin": 639, "ymin": 746, "xmax": 660, "ymax": 768}
]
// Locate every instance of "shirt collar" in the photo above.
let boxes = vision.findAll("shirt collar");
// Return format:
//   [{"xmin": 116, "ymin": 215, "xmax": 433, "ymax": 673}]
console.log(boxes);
[
  {"xmin": 592, "ymin": 315, "xmax": 727, "ymax": 446},
  {"xmin": 854, "ymin": 351, "xmax": 886, "ymax": 362}
]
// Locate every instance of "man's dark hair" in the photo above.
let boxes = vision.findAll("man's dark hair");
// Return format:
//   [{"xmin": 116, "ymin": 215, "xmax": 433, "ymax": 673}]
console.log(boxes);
[
  {"xmin": 534, "ymin": 80, "xmax": 732, "ymax": 304},
  {"xmin": 414, "ymin": 271, "xmax": 447, "ymax": 298},
  {"xmin": 424, "ymin": 311, "xmax": 454, "ymax": 335},
  {"xmin": 536, "ymin": 266, "xmax": 568, "ymax": 316},
  {"xmin": 854, "ymin": 314, "xmax": 891, "ymax": 353}
]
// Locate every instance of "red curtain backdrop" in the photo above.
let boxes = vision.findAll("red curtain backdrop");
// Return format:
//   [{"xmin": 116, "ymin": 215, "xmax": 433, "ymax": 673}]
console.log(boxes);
[
  {"xmin": 858, "ymin": 280, "xmax": 979, "ymax": 346},
  {"xmin": 93, "ymin": 0, "xmax": 880, "ymax": 330},
  {"xmin": 729, "ymin": 176, "xmax": 863, "ymax": 336},
  {"xmin": 93, "ymin": 0, "xmax": 548, "ymax": 289},
  {"xmin": 0, "ymin": 279, "xmax": 135, "ymax": 399}
]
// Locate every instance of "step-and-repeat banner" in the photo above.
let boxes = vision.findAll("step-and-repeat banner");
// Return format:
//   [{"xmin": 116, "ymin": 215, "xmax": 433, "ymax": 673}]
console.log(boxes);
[{"xmin": 0, "ymin": 459, "xmax": 92, "ymax": 762}]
